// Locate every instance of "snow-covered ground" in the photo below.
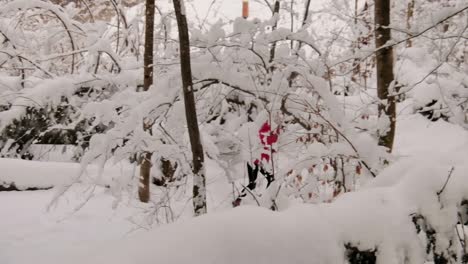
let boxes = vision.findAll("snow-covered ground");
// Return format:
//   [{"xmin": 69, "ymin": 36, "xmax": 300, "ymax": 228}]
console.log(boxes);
[
  {"xmin": 1, "ymin": 113, "xmax": 467, "ymax": 264},
  {"xmin": 2, "ymin": 1, "xmax": 468, "ymax": 262},
  {"xmin": 0, "ymin": 189, "xmax": 141, "ymax": 264}
]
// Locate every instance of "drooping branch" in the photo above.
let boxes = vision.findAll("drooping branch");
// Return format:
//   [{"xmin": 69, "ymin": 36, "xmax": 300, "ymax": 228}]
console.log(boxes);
[
  {"xmin": 194, "ymin": 78, "xmax": 268, "ymax": 103},
  {"xmin": 1, "ymin": 1, "xmax": 80, "ymax": 74},
  {"xmin": 0, "ymin": 50, "xmax": 53, "ymax": 77},
  {"xmin": 37, "ymin": 48, "xmax": 122, "ymax": 73},
  {"xmin": 0, "ymin": 30, "xmax": 25, "ymax": 87},
  {"xmin": 109, "ymin": 0, "xmax": 129, "ymax": 54},
  {"xmin": 46, "ymin": 9, "xmax": 77, "ymax": 74}
]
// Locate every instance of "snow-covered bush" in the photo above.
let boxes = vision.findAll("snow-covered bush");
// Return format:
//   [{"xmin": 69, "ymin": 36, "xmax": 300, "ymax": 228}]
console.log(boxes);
[
  {"xmin": 0, "ymin": 0, "xmax": 143, "ymax": 159},
  {"xmin": 1, "ymin": 1, "xmax": 468, "ymax": 263},
  {"xmin": 1, "ymin": 0, "xmax": 466, "ymax": 210},
  {"xmin": 81, "ymin": 156, "xmax": 468, "ymax": 264}
]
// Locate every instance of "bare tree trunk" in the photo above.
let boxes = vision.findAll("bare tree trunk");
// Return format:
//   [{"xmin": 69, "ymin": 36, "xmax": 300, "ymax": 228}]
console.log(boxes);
[
  {"xmin": 172, "ymin": 0, "xmax": 207, "ymax": 216},
  {"xmin": 406, "ymin": 0, "xmax": 415, "ymax": 47},
  {"xmin": 138, "ymin": 0, "xmax": 155, "ymax": 203},
  {"xmin": 290, "ymin": 0, "xmax": 294, "ymax": 49},
  {"xmin": 269, "ymin": 0, "xmax": 281, "ymax": 65},
  {"xmin": 374, "ymin": 0, "xmax": 396, "ymax": 152},
  {"xmin": 351, "ymin": 0, "xmax": 360, "ymax": 84},
  {"xmin": 352, "ymin": 1, "xmax": 372, "ymax": 88}
]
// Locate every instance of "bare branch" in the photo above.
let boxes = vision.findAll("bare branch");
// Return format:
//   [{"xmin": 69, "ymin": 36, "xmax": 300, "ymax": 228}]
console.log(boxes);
[{"xmin": 437, "ymin": 166, "xmax": 455, "ymax": 197}]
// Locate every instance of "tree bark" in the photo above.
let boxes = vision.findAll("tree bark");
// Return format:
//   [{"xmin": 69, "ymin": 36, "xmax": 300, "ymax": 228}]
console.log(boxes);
[
  {"xmin": 351, "ymin": 0, "xmax": 360, "ymax": 83},
  {"xmin": 172, "ymin": 0, "xmax": 207, "ymax": 216},
  {"xmin": 138, "ymin": 0, "xmax": 155, "ymax": 203},
  {"xmin": 406, "ymin": 0, "xmax": 415, "ymax": 47},
  {"xmin": 374, "ymin": 0, "xmax": 396, "ymax": 152}
]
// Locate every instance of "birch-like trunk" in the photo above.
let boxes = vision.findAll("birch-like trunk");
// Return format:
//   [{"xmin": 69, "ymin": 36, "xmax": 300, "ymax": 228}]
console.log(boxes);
[
  {"xmin": 406, "ymin": 0, "xmax": 415, "ymax": 47},
  {"xmin": 138, "ymin": 0, "xmax": 155, "ymax": 203}
]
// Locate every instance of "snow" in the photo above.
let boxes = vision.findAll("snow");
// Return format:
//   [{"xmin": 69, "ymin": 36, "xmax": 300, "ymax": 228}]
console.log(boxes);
[
  {"xmin": 1, "ymin": 113, "xmax": 467, "ymax": 264},
  {"xmin": 88, "ymin": 206, "xmax": 345, "ymax": 264},
  {"xmin": 1, "ymin": 0, "xmax": 468, "ymax": 263},
  {"xmin": 0, "ymin": 78, "xmax": 76, "ymax": 131},
  {"xmin": 0, "ymin": 189, "xmax": 143, "ymax": 264},
  {"xmin": 394, "ymin": 114, "xmax": 468, "ymax": 157},
  {"xmin": 27, "ymin": 144, "xmax": 76, "ymax": 162},
  {"xmin": 0, "ymin": 158, "xmax": 134, "ymax": 190}
]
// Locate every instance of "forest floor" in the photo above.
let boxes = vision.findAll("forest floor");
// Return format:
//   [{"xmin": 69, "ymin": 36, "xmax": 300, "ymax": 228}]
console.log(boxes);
[{"xmin": 1, "ymin": 114, "xmax": 467, "ymax": 264}]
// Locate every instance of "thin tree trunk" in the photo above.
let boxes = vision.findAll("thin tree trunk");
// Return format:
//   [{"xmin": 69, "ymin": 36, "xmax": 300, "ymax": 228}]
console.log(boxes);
[
  {"xmin": 290, "ymin": 0, "xmax": 294, "ymax": 49},
  {"xmin": 287, "ymin": 0, "xmax": 311, "ymax": 86},
  {"xmin": 269, "ymin": 0, "xmax": 281, "ymax": 66},
  {"xmin": 138, "ymin": 0, "xmax": 155, "ymax": 203},
  {"xmin": 406, "ymin": 0, "xmax": 415, "ymax": 47},
  {"xmin": 374, "ymin": 0, "xmax": 396, "ymax": 152},
  {"xmin": 172, "ymin": 0, "xmax": 207, "ymax": 216},
  {"xmin": 351, "ymin": 0, "xmax": 360, "ymax": 84}
]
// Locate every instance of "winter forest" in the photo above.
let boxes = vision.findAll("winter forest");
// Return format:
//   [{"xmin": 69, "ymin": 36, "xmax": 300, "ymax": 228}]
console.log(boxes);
[{"xmin": 0, "ymin": 0, "xmax": 468, "ymax": 263}]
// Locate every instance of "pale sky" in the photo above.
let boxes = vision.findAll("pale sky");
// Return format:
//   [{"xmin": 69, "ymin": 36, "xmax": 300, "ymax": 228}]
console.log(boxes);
[
  {"xmin": 184, "ymin": 0, "xmax": 272, "ymax": 28},
  {"xmin": 182, "ymin": 0, "xmax": 328, "ymax": 30}
]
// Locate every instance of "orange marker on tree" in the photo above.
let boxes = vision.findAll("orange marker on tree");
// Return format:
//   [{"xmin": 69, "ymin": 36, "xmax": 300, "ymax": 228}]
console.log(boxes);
[{"xmin": 242, "ymin": 0, "xmax": 249, "ymax": 19}]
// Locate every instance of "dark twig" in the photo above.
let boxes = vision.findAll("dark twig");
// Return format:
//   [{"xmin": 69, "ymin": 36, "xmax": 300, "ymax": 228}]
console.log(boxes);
[
  {"xmin": 239, "ymin": 184, "xmax": 261, "ymax": 206},
  {"xmin": 194, "ymin": 78, "xmax": 268, "ymax": 102},
  {"xmin": 437, "ymin": 166, "xmax": 455, "ymax": 197}
]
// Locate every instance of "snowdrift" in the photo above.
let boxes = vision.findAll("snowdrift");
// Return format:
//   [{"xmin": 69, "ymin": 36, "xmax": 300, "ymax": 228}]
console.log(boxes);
[
  {"xmin": 79, "ymin": 153, "xmax": 468, "ymax": 264},
  {"xmin": 0, "ymin": 158, "xmax": 134, "ymax": 190}
]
